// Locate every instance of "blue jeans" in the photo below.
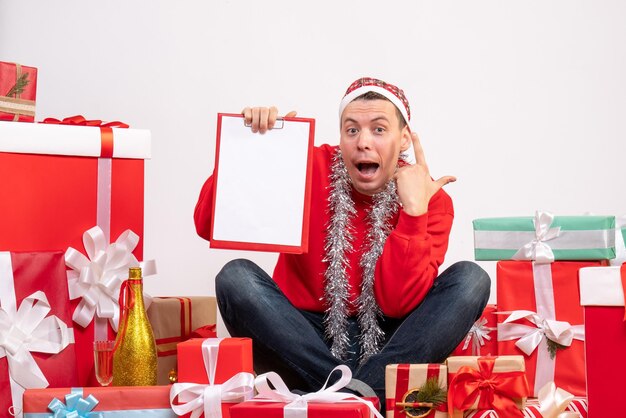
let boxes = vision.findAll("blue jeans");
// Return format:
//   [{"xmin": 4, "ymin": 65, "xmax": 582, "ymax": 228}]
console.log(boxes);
[{"xmin": 216, "ymin": 259, "xmax": 490, "ymax": 410}]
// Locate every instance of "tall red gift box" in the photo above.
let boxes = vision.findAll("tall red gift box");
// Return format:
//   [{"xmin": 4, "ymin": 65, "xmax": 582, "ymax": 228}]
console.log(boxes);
[
  {"xmin": 0, "ymin": 251, "xmax": 78, "ymax": 418},
  {"xmin": 0, "ymin": 62, "xmax": 37, "ymax": 122},
  {"xmin": 453, "ymin": 304, "xmax": 498, "ymax": 356},
  {"xmin": 0, "ymin": 120, "xmax": 151, "ymax": 386},
  {"xmin": 579, "ymin": 264, "xmax": 626, "ymax": 418},
  {"xmin": 23, "ymin": 386, "xmax": 176, "ymax": 417},
  {"xmin": 496, "ymin": 261, "xmax": 600, "ymax": 397},
  {"xmin": 171, "ymin": 338, "xmax": 254, "ymax": 418}
]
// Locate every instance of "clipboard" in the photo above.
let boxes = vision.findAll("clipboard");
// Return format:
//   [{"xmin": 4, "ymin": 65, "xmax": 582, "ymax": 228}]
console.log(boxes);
[{"xmin": 209, "ymin": 113, "xmax": 315, "ymax": 253}]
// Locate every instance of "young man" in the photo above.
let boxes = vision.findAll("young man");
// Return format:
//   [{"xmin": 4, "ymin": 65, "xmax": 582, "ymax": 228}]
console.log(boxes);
[{"xmin": 194, "ymin": 77, "xmax": 490, "ymax": 408}]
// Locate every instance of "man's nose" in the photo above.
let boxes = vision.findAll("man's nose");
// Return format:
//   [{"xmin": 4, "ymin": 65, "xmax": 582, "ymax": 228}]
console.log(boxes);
[{"xmin": 356, "ymin": 130, "xmax": 373, "ymax": 150}]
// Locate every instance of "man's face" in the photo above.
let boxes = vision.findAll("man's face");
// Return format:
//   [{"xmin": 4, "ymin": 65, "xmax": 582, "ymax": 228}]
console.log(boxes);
[{"xmin": 339, "ymin": 99, "xmax": 411, "ymax": 196}]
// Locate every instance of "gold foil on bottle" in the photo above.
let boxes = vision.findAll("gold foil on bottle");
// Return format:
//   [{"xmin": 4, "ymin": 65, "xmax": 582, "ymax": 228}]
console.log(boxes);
[{"xmin": 112, "ymin": 269, "xmax": 158, "ymax": 386}]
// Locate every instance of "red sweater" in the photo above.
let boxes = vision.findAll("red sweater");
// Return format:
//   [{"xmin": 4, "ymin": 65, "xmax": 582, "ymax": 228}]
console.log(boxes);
[{"xmin": 194, "ymin": 144, "xmax": 454, "ymax": 318}]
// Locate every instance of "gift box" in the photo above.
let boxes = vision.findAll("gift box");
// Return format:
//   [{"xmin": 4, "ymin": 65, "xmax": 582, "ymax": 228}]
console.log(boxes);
[
  {"xmin": 473, "ymin": 212, "xmax": 615, "ymax": 261},
  {"xmin": 453, "ymin": 304, "xmax": 498, "ymax": 357},
  {"xmin": 147, "ymin": 296, "xmax": 217, "ymax": 384},
  {"xmin": 385, "ymin": 364, "xmax": 447, "ymax": 418},
  {"xmin": 23, "ymin": 386, "xmax": 176, "ymax": 417},
  {"xmin": 230, "ymin": 399, "xmax": 381, "ymax": 418},
  {"xmin": 496, "ymin": 261, "xmax": 601, "ymax": 397},
  {"xmin": 446, "ymin": 356, "xmax": 529, "ymax": 418},
  {"xmin": 0, "ymin": 120, "xmax": 151, "ymax": 386},
  {"xmin": 579, "ymin": 264, "xmax": 626, "ymax": 418},
  {"xmin": 171, "ymin": 338, "xmax": 255, "ymax": 418},
  {"xmin": 0, "ymin": 62, "xmax": 37, "ymax": 122},
  {"xmin": 0, "ymin": 251, "xmax": 78, "ymax": 418},
  {"xmin": 231, "ymin": 365, "xmax": 381, "ymax": 418}
]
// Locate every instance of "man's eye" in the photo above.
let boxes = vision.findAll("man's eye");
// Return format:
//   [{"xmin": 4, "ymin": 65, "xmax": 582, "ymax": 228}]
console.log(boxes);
[
  {"xmin": 347, "ymin": 128, "xmax": 358, "ymax": 135},
  {"xmin": 375, "ymin": 127, "xmax": 385, "ymax": 133}
]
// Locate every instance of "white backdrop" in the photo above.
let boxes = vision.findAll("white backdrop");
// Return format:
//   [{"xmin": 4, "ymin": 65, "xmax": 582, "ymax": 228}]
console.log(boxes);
[{"xmin": 2, "ymin": 1, "xmax": 625, "ymax": 336}]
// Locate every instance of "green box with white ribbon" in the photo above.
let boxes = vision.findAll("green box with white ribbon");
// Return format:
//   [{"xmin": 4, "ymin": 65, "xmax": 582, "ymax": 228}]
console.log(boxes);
[{"xmin": 473, "ymin": 211, "xmax": 616, "ymax": 262}]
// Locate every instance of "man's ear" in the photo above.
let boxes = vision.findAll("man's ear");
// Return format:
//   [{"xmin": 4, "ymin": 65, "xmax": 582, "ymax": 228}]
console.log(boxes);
[{"xmin": 399, "ymin": 126, "xmax": 411, "ymax": 152}]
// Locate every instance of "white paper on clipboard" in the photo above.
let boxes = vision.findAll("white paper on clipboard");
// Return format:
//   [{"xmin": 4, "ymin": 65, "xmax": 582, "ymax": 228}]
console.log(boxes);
[{"xmin": 211, "ymin": 114, "xmax": 314, "ymax": 252}]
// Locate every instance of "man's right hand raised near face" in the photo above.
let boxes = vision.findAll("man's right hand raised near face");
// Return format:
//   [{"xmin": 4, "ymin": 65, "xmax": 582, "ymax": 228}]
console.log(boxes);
[
  {"xmin": 241, "ymin": 106, "xmax": 298, "ymax": 134},
  {"xmin": 394, "ymin": 132, "xmax": 456, "ymax": 217}
]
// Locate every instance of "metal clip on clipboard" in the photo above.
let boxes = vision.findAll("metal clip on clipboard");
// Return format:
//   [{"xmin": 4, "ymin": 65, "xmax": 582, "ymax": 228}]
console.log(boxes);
[{"xmin": 243, "ymin": 118, "xmax": 285, "ymax": 129}]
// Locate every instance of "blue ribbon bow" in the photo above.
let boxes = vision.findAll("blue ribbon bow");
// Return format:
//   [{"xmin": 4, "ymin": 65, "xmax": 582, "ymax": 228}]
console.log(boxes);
[{"xmin": 48, "ymin": 389, "xmax": 103, "ymax": 418}]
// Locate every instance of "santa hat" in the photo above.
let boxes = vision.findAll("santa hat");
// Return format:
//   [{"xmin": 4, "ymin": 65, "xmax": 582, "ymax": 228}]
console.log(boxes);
[{"xmin": 338, "ymin": 77, "xmax": 411, "ymax": 126}]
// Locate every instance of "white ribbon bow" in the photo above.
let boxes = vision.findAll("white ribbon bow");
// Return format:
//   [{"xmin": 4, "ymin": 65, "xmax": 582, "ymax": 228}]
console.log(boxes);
[
  {"xmin": 462, "ymin": 317, "xmax": 496, "ymax": 355},
  {"xmin": 253, "ymin": 365, "xmax": 383, "ymax": 418},
  {"xmin": 497, "ymin": 310, "xmax": 584, "ymax": 356},
  {"xmin": 536, "ymin": 382, "xmax": 575, "ymax": 418},
  {"xmin": 170, "ymin": 339, "xmax": 255, "ymax": 418},
  {"xmin": 0, "ymin": 291, "xmax": 73, "ymax": 417},
  {"xmin": 512, "ymin": 211, "xmax": 561, "ymax": 264},
  {"xmin": 65, "ymin": 226, "xmax": 156, "ymax": 332}
]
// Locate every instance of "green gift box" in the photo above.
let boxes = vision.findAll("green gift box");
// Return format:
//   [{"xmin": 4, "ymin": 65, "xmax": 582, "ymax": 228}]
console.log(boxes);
[{"xmin": 473, "ymin": 211, "xmax": 615, "ymax": 262}]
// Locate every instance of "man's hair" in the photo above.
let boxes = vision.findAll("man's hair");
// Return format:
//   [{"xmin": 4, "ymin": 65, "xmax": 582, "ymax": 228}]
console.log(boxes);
[{"xmin": 351, "ymin": 91, "xmax": 407, "ymax": 129}]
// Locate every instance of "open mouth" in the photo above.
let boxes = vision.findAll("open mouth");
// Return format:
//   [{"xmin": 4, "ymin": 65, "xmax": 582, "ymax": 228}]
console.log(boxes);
[{"xmin": 356, "ymin": 162, "xmax": 379, "ymax": 177}]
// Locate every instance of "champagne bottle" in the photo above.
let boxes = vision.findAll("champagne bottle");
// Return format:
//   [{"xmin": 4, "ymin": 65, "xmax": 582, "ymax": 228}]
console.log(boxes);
[{"xmin": 112, "ymin": 267, "xmax": 157, "ymax": 386}]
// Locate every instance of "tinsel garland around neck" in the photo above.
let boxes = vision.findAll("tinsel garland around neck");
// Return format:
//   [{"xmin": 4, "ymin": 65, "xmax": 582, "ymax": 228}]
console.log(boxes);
[{"xmin": 323, "ymin": 149, "xmax": 399, "ymax": 363}]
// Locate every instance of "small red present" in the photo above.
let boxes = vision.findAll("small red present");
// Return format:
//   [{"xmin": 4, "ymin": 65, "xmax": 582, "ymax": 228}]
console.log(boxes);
[
  {"xmin": 579, "ymin": 264, "xmax": 626, "ymax": 418},
  {"xmin": 0, "ymin": 62, "xmax": 37, "ymax": 122},
  {"xmin": 171, "ymin": 338, "xmax": 254, "ymax": 418},
  {"xmin": 385, "ymin": 364, "xmax": 447, "ymax": 418},
  {"xmin": 453, "ymin": 304, "xmax": 498, "ymax": 356},
  {"xmin": 0, "ymin": 251, "xmax": 78, "ymax": 417},
  {"xmin": 23, "ymin": 386, "xmax": 173, "ymax": 417},
  {"xmin": 496, "ymin": 261, "xmax": 601, "ymax": 396},
  {"xmin": 447, "ymin": 355, "xmax": 529, "ymax": 418},
  {"xmin": 0, "ymin": 119, "xmax": 151, "ymax": 386},
  {"xmin": 147, "ymin": 296, "xmax": 217, "ymax": 384},
  {"xmin": 230, "ymin": 365, "xmax": 382, "ymax": 418}
]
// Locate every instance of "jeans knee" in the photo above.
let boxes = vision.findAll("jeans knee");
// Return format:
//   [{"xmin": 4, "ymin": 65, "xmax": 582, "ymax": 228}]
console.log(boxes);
[
  {"xmin": 216, "ymin": 259, "xmax": 256, "ymax": 300},
  {"xmin": 448, "ymin": 260, "xmax": 491, "ymax": 303}
]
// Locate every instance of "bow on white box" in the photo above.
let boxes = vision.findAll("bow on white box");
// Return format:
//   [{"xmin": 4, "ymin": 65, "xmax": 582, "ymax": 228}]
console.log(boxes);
[
  {"xmin": 65, "ymin": 226, "xmax": 156, "ymax": 336},
  {"xmin": 461, "ymin": 317, "xmax": 496, "ymax": 355},
  {"xmin": 497, "ymin": 310, "xmax": 584, "ymax": 356},
  {"xmin": 0, "ymin": 251, "xmax": 74, "ymax": 418},
  {"xmin": 512, "ymin": 211, "xmax": 561, "ymax": 264},
  {"xmin": 170, "ymin": 339, "xmax": 255, "ymax": 418},
  {"xmin": 253, "ymin": 365, "xmax": 383, "ymax": 418}
]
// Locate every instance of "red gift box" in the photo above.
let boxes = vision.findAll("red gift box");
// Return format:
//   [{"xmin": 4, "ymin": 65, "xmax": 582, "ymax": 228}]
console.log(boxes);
[
  {"xmin": 0, "ymin": 120, "xmax": 151, "ymax": 386},
  {"xmin": 230, "ymin": 365, "xmax": 381, "ymax": 418},
  {"xmin": 23, "ymin": 386, "xmax": 175, "ymax": 417},
  {"xmin": 385, "ymin": 364, "xmax": 447, "ymax": 418},
  {"xmin": 0, "ymin": 62, "xmax": 37, "ymax": 122},
  {"xmin": 0, "ymin": 251, "xmax": 78, "ymax": 417},
  {"xmin": 453, "ymin": 304, "xmax": 498, "ymax": 357},
  {"xmin": 579, "ymin": 264, "xmax": 626, "ymax": 418},
  {"xmin": 172, "ymin": 338, "xmax": 254, "ymax": 418},
  {"xmin": 496, "ymin": 261, "xmax": 601, "ymax": 397},
  {"xmin": 230, "ymin": 398, "xmax": 381, "ymax": 418}
]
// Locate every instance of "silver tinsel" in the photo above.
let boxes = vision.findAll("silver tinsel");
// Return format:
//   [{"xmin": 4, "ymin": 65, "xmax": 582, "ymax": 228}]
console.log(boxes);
[{"xmin": 323, "ymin": 149, "xmax": 400, "ymax": 363}]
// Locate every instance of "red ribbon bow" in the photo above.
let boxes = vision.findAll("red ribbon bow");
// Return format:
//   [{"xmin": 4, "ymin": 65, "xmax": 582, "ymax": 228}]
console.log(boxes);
[
  {"xmin": 41, "ymin": 115, "xmax": 129, "ymax": 128},
  {"xmin": 448, "ymin": 357, "xmax": 529, "ymax": 417}
]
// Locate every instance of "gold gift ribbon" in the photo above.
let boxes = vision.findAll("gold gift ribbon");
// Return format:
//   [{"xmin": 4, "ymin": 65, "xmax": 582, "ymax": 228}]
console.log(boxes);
[{"xmin": 1, "ymin": 62, "xmax": 36, "ymax": 120}]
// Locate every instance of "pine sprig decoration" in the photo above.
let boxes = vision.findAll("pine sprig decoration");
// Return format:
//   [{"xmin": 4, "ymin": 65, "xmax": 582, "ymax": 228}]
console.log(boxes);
[
  {"xmin": 413, "ymin": 377, "xmax": 447, "ymax": 406},
  {"xmin": 546, "ymin": 339, "xmax": 568, "ymax": 359},
  {"xmin": 400, "ymin": 377, "xmax": 447, "ymax": 418},
  {"xmin": 6, "ymin": 72, "xmax": 30, "ymax": 97}
]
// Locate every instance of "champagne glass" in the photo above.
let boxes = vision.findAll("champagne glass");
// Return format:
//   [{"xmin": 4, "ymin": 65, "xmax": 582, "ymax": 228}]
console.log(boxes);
[{"xmin": 94, "ymin": 340, "xmax": 115, "ymax": 386}]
